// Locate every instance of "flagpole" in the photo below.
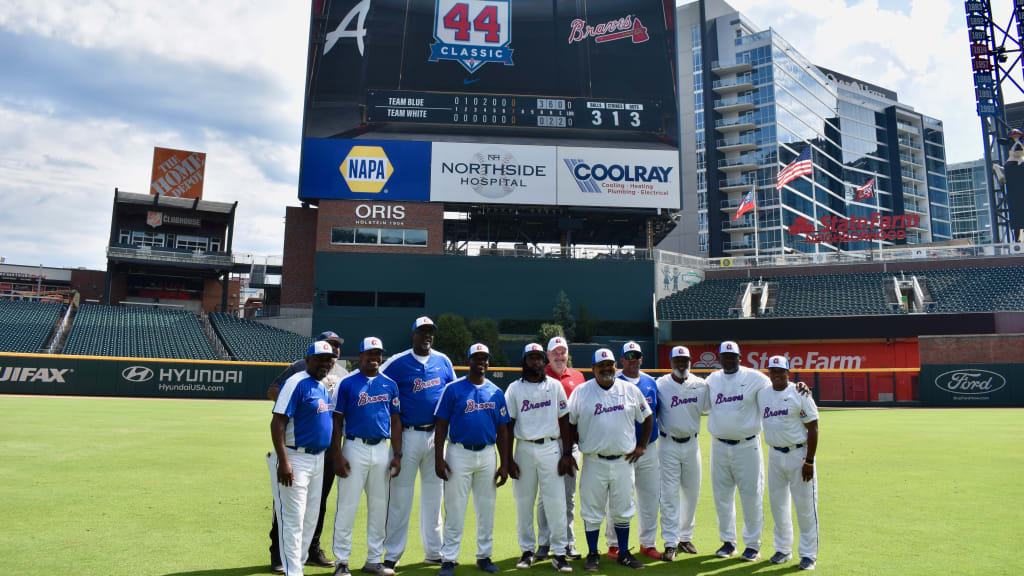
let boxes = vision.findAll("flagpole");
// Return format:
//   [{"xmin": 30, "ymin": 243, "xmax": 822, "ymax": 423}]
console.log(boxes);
[{"xmin": 753, "ymin": 184, "xmax": 759, "ymax": 261}]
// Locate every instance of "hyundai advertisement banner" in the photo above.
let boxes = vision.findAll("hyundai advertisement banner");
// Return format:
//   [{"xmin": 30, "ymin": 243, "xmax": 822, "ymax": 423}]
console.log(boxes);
[
  {"xmin": 556, "ymin": 146, "xmax": 679, "ymax": 209},
  {"xmin": 430, "ymin": 142, "xmax": 556, "ymax": 205},
  {"xmin": 300, "ymin": 139, "xmax": 431, "ymax": 201}
]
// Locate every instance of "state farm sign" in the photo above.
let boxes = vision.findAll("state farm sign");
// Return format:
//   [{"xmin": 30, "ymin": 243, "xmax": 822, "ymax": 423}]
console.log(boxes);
[
  {"xmin": 788, "ymin": 213, "xmax": 918, "ymax": 244},
  {"xmin": 665, "ymin": 340, "xmax": 919, "ymax": 371}
]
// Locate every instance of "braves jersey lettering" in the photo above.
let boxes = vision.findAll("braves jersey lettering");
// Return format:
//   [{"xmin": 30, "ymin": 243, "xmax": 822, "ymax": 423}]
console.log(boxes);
[
  {"xmin": 671, "ymin": 395, "xmax": 698, "ymax": 407},
  {"xmin": 413, "ymin": 377, "xmax": 442, "ymax": 392},
  {"xmin": 594, "ymin": 402, "xmax": 625, "ymax": 415},
  {"xmin": 521, "ymin": 398, "xmax": 552, "ymax": 412},
  {"xmin": 359, "ymin": 392, "xmax": 390, "ymax": 406},
  {"xmin": 466, "ymin": 399, "xmax": 497, "ymax": 412},
  {"xmin": 317, "ymin": 399, "xmax": 330, "ymax": 413},
  {"xmin": 716, "ymin": 393, "xmax": 744, "ymax": 405},
  {"xmin": 757, "ymin": 383, "xmax": 819, "ymax": 447},
  {"xmin": 763, "ymin": 407, "xmax": 789, "ymax": 419}
]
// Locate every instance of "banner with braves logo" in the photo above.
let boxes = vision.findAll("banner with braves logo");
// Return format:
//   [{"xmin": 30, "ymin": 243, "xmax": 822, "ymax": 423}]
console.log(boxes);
[
  {"xmin": 430, "ymin": 142, "xmax": 556, "ymax": 204},
  {"xmin": 658, "ymin": 340, "xmax": 920, "ymax": 371}
]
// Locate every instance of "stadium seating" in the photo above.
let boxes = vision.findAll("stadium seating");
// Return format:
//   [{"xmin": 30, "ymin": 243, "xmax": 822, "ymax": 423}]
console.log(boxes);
[
  {"xmin": 918, "ymin": 266, "xmax": 1024, "ymax": 313},
  {"xmin": 0, "ymin": 299, "xmax": 63, "ymax": 353},
  {"xmin": 62, "ymin": 304, "xmax": 216, "ymax": 359},
  {"xmin": 209, "ymin": 312, "xmax": 310, "ymax": 362},
  {"xmin": 768, "ymin": 272, "xmax": 896, "ymax": 318},
  {"xmin": 657, "ymin": 277, "xmax": 749, "ymax": 320}
]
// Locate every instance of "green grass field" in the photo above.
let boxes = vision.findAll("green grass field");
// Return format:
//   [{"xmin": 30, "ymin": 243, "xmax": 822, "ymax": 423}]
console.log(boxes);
[{"xmin": 1, "ymin": 396, "xmax": 1021, "ymax": 576}]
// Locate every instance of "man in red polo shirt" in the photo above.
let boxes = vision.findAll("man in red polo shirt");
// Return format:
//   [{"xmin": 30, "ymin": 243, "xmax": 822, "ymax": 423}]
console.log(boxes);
[{"xmin": 536, "ymin": 336, "xmax": 586, "ymax": 560}]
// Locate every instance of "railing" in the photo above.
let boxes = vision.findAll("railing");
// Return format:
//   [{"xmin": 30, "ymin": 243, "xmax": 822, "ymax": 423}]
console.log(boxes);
[
  {"xmin": 717, "ymin": 155, "xmax": 758, "ymax": 168},
  {"xmin": 200, "ymin": 314, "xmax": 234, "ymax": 361},
  {"xmin": 711, "ymin": 53, "xmax": 752, "ymax": 69},
  {"xmin": 720, "ymin": 176, "xmax": 758, "ymax": 188},
  {"xmin": 712, "ymin": 75, "xmax": 754, "ymax": 89},
  {"xmin": 713, "ymin": 94, "xmax": 755, "ymax": 108},
  {"xmin": 694, "ymin": 242, "xmax": 1022, "ymax": 270},
  {"xmin": 714, "ymin": 115, "xmax": 756, "ymax": 128},
  {"xmin": 107, "ymin": 245, "xmax": 233, "ymax": 267},
  {"xmin": 443, "ymin": 245, "xmax": 654, "ymax": 260}
]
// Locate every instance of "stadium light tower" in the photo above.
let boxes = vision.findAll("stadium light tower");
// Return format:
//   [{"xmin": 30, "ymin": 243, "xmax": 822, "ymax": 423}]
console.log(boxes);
[{"xmin": 965, "ymin": 1, "xmax": 1024, "ymax": 242}]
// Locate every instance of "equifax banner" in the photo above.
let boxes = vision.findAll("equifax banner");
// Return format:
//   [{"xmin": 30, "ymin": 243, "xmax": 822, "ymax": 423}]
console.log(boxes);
[{"xmin": 556, "ymin": 146, "xmax": 680, "ymax": 209}]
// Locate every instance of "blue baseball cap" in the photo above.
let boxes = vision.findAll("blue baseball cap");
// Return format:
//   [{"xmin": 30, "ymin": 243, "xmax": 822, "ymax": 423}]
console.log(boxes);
[
  {"xmin": 592, "ymin": 348, "xmax": 616, "ymax": 364},
  {"xmin": 317, "ymin": 331, "xmax": 344, "ymax": 346},
  {"xmin": 360, "ymin": 336, "xmax": 384, "ymax": 352},
  {"xmin": 308, "ymin": 341, "xmax": 338, "ymax": 358},
  {"xmin": 522, "ymin": 343, "xmax": 545, "ymax": 358}
]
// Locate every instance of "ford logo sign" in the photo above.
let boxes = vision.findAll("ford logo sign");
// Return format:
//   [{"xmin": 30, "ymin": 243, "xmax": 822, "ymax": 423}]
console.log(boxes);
[
  {"xmin": 934, "ymin": 369, "xmax": 1006, "ymax": 395},
  {"xmin": 122, "ymin": 366, "xmax": 154, "ymax": 383}
]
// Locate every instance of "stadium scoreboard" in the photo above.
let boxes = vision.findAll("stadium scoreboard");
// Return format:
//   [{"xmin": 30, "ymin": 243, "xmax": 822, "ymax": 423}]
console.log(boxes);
[{"xmin": 366, "ymin": 90, "xmax": 663, "ymax": 133}]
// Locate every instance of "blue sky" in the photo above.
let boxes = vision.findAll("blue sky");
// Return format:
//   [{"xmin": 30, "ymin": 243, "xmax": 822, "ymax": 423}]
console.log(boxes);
[{"xmin": 0, "ymin": 0, "xmax": 1004, "ymax": 269}]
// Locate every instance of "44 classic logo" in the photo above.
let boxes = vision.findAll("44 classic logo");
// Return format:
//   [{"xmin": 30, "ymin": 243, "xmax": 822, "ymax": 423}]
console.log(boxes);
[
  {"xmin": 429, "ymin": 0, "xmax": 514, "ymax": 73},
  {"xmin": 341, "ymin": 146, "xmax": 394, "ymax": 193}
]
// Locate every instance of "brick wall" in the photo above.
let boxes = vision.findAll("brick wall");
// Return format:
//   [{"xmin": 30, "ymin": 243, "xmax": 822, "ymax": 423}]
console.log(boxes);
[
  {"xmin": 316, "ymin": 200, "xmax": 443, "ymax": 255},
  {"xmin": 282, "ymin": 206, "xmax": 318, "ymax": 306},
  {"xmin": 920, "ymin": 333, "xmax": 1024, "ymax": 364}
]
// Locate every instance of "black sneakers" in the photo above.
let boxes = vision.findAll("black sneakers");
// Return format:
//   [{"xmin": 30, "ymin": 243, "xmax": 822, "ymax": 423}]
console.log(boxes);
[
  {"xmin": 584, "ymin": 553, "xmax": 600, "ymax": 572},
  {"xmin": 552, "ymin": 555, "xmax": 573, "ymax": 574},
  {"xmin": 799, "ymin": 557, "xmax": 816, "ymax": 570},
  {"xmin": 616, "ymin": 550, "xmax": 645, "ymax": 570},
  {"xmin": 476, "ymin": 558, "xmax": 500, "ymax": 574},
  {"xmin": 740, "ymin": 548, "xmax": 760, "ymax": 562},
  {"xmin": 661, "ymin": 545, "xmax": 676, "ymax": 562},
  {"xmin": 308, "ymin": 546, "xmax": 336, "ymax": 567},
  {"xmin": 770, "ymin": 551, "xmax": 792, "ymax": 564},
  {"xmin": 535, "ymin": 545, "xmax": 550, "ymax": 560},
  {"xmin": 516, "ymin": 551, "xmax": 535, "ymax": 569},
  {"xmin": 565, "ymin": 546, "xmax": 582, "ymax": 561},
  {"xmin": 677, "ymin": 541, "xmax": 698, "ymax": 555},
  {"xmin": 334, "ymin": 564, "xmax": 352, "ymax": 576},
  {"xmin": 439, "ymin": 561, "xmax": 456, "ymax": 576},
  {"xmin": 715, "ymin": 542, "xmax": 736, "ymax": 558}
]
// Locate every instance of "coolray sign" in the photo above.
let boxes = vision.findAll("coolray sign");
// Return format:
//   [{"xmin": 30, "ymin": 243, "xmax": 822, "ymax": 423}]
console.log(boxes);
[
  {"xmin": 556, "ymin": 147, "xmax": 679, "ymax": 209},
  {"xmin": 300, "ymin": 139, "xmax": 430, "ymax": 201},
  {"xmin": 430, "ymin": 143, "xmax": 555, "ymax": 204},
  {"xmin": 429, "ymin": 0, "xmax": 514, "ymax": 74},
  {"xmin": 788, "ymin": 213, "xmax": 919, "ymax": 244}
]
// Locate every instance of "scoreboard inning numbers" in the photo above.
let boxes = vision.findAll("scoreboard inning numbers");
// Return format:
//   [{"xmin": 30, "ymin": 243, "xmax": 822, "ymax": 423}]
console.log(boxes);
[{"xmin": 366, "ymin": 90, "xmax": 663, "ymax": 134}]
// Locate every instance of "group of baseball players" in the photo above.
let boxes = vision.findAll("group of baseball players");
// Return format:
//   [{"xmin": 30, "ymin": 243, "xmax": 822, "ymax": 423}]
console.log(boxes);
[{"xmin": 268, "ymin": 317, "xmax": 820, "ymax": 576}]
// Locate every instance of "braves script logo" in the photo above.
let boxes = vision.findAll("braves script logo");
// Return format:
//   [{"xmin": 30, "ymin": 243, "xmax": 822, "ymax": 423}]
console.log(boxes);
[
  {"xmin": 934, "ymin": 370, "xmax": 1007, "ymax": 395},
  {"xmin": 715, "ymin": 393, "xmax": 743, "ymax": 405},
  {"xmin": 521, "ymin": 399, "xmax": 551, "ymax": 412},
  {"xmin": 317, "ymin": 399, "xmax": 329, "ymax": 413},
  {"xmin": 568, "ymin": 15, "xmax": 649, "ymax": 44},
  {"xmin": 466, "ymin": 399, "xmax": 496, "ymax": 412},
  {"xmin": 670, "ymin": 396, "xmax": 698, "ymax": 408},
  {"xmin": 593, "ymin": 403, "xmax": 624, "ymax": 415},
  {"xmin": 763, "ymin": 407, "xmax": 789, "ymax": 419},
  {"xmin": 358, "ymin": 392, "xmax": 390, "ymax": 406},
  {"xmin": 413, "ymin": 377, "xmax": 442, "ymax": 392}
]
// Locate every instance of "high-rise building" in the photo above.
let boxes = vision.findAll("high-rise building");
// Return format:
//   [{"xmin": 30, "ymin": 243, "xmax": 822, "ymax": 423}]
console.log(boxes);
[
  {"xmin": 659, "ymin": 0, "xmax": 952, "ymax": 257},
  {"xmin": 947, "ymin": 159, "xmax": 994, "ymax": 244}
]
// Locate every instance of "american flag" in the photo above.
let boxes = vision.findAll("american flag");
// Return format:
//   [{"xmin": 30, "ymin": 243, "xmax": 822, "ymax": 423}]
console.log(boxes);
[
  {"xmin": 776, "ymin": 147, "xmax": 813, "ymax": 190},
  {"xmin": 855, "ymin": 178, "xmax": 875, "ymax": 201},
  {"xmin": 733, "ymin": 186, "xmax": 756, "ymax": 221}
]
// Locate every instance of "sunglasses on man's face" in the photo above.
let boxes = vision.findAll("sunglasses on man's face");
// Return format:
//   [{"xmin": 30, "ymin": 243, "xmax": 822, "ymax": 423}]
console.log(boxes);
[{"xmin": 623, "ymin": 352, "xmax": 642, "ymax": 361}]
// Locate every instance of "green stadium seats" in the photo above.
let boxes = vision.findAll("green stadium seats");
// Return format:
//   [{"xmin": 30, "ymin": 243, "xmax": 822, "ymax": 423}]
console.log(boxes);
[
  {"xmin": 62, "ymin": 304, "xmax": 216, "ymax": 359},
  {"xmin": 209, "ymin": 313, "xmax": 310, "ymax": 362},
  {"xmin": 0, "ymin": 299, "xmax": 63, "ymax": 353}
]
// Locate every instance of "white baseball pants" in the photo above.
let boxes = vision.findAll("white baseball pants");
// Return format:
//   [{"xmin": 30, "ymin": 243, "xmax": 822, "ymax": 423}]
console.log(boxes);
[
  {"xmin": 332, "ymin": 438, "xmax": 391, "ymax": 564},
  {"xmin": 659, "ymin": 435, "xmax": 701, "ymax": 544},
  {"xmin": 513, "ymin": 439, "xmax": 568, "ymax": 555},
  {"xmin": 767, "ymin": 446, "xmax": 818, "ymax": 560},
  {"xmin": 384, "ymin": 428, "xmax": 443, "ymax": 562},
  {"xmin": 710, "ymin": 437, "xmax": 764, "ymax": 550},
  {"xmin": 441, "ymin": 443, "xmax": 498, "ymax": 562},
  {"xmin": 268, "ymin": 449, "xmax": 323, "ymax": 576},
  {"xmin": 537, "ymin": 443, "xmax": 579, "ymax": 549},
  {"xmin": 604, "ymin": 444, "xmax": 660, "ymax": 548},
  {"xmin": 579, "ymin": 454, "xmax": 635, "ymax": 533}
]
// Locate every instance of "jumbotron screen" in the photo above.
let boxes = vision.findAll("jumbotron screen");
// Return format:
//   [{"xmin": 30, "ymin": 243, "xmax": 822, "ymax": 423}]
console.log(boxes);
[{"xmin": 304, "ymin": 0, "xmax": 679, "ymax": 140}]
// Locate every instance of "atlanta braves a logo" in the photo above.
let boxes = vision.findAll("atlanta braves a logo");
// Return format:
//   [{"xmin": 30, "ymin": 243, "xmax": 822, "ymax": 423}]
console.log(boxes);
[{"xmin": 429, "ymin": 0, "xmax": 514, "ymax": 73}]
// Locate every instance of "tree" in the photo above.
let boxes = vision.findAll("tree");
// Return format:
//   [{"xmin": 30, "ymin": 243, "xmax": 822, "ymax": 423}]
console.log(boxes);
[
  {"xmin": 433, "ymin": 314, "xmax": 474, "ymax": 362},
  {"xmin": 469, "ymin": 317, "xmax": 508, "ymax": 366},
  {"xmin": 576, "ymin": 303, "xmax": 597, "ymax": 343},
  {"xmin": 535, "ymin": 323, "xmax": 565, "ymax": 351},
  {"xmin": 552, "ymin": 290, "xmax": 576, "ymax": 341}
]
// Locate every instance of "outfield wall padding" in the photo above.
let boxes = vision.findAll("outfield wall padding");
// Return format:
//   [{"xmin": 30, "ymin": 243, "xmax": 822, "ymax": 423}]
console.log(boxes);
[
  {"xmin": 0, "ymin": 353, "xmax": 288, "ymax": 399},
  {"xmin": 919, "ymin": 363, "xmax": 1024, "ymax": 407}
]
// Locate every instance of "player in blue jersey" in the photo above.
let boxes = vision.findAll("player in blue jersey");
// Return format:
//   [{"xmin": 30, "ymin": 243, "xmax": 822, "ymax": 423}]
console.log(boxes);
[
  {"xmin": 270, "ymin": 341, "xmax": 337, "ymax": 576},
  {"xmin": 331, "ymin": 337, "xmax": 403, "ymax": 576},
  {"xmin": 381, "ymin": 317, "xmax": 457, "ymax": 569},
  {"xmin": 434, "ymin": 343, "xmax": 510, "ymax": 576},
  {"xmin": 606, "ymin": 342, "xmax": 662, "ymax": 561}
]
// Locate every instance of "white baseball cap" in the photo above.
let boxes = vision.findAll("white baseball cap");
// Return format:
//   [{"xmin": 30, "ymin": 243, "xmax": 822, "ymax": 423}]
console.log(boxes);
[
  {"xmin": 767, "ymin": 355, "xmax": 790, "ymax": 370},
  {"xmin": 522, "ymin": 343, "xmax": 546, "ymax": 358},
  {"xmin": 307, "ymin": 341, "xmax": 338, "ymax": 358},
  {"xmin": 621, "ymin": 341, "xmax": 643, "ymax": 357},
  {"xmin": 670, "ymin": 345, "xmax": 691, "ymax": 359},
  {"xmin": 467, "ymin": 343, "xmax": 490, "ymax": 358},
  {"xmin": 592, "ymin": 348, "xmax": 616, "ymax": 364},
  {"xmin": 547, "ymin": 336, "xmax": 569, "ymax": 352},
  {"xmin": 360, "ymin": 336, "xmax": 384, "ymax": 352},
  {"xmin": 412, "ymin": 316, "xmax": 435, "ymax": 331},
  {"xmin": 719, "ymin": 341, "xmax": 741, "ymax": 355}
]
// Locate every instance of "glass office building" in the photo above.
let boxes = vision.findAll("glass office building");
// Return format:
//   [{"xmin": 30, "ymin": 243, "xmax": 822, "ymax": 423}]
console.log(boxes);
[
  {"xmin": 947, "ymin": 159, "xmax": 993, "ymax": 244},
  {"xmin": 660, "ymin": 0, "xmax": 952, "ymax": 257}
]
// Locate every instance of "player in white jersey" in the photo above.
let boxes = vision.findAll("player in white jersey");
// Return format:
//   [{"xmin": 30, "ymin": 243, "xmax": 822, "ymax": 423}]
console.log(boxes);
[
  {"xmin": 569, "ymin": 348, "xmax": 652, "ymax": 572},
  {"xmin": 653, "ymin": 346, "xmax": 708, "ymax": 560},
  {"xmin": 705, "ymin": 340, "xmax": 771, "ymax": 562},
  {"xmin": 757, "ymin": 356, "xmax": 819, "ymax": 571},
  {"xmin": 505, "ymin": 343, "xmax": 575, "ymax": 573}
]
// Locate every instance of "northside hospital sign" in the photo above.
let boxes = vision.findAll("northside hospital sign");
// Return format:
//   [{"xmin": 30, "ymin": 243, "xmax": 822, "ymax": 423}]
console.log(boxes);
[{"xmin": 788, "ymin": 212, "xmax": 920, "ymax": 244}]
